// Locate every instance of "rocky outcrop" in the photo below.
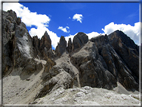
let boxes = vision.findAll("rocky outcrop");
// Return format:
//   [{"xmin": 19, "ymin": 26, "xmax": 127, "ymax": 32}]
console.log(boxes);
[
  {"xmin": 36, "ymin": 69, "xmax": 73, "ymax": 99},
  {"xmin": 40, "ymin": 31, "xmax": 51, "ymax": 52},
  {"xmin": 73, "ymin": 32, "xmax": 88, "ymax": 51},
  {"xmin": 71, "ymin": 41, "xmax": 117, "ymax": 90},
  {"xmin": 32, "ymin": 36, "xmax": 41, "ymax": 58},
  {"xmin": 67, "ymin": 38, "xmax": 72, "ymax": 53},
  {"xmin": 32, "ymin": 31, "xmax": 52, "ymax": 59},
  {"xmin": 2, "ymin": 10, "xmax": 17, "ymax": 76},
  {"xmin": 89, "ymin": 34, "xmax": 139, "ymax": 90},
  {"xmin": 2, "ymin": 10, "xmax": 35, "ymax": 76},
  {"xmin": 55, "ymin": 36, "xmax": 67, "ymax": 56},
  {"xmin": 39, "ymin": 31, "xmax": 52, "ymax": 58},
  {"xmin": 90, "ymin": 34, "xmax": 109, "ymax": 52},
  {"xmin": 108, "ymin": 30, "xmax": 139, "ymax": 83}
]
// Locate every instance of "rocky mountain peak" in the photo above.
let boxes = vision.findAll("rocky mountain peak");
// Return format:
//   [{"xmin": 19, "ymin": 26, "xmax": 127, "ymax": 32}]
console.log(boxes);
[
  {"xmin": 109, "ymin": 30, "xmax": 139, "ymax": 52},
  {"xmin": 40, "ymin": 31, "xmax": 51, "ymax": 51},
  {"xmin": 59, "ymin": 36, "xmax": 66, "ymax": 45},
  {"xmin": 67, "ymin": 38, "xmax": 72, "ymax": 53},
  {"xmin": 90, "ymin": 34, "xmax": 109, "ymax": 52},
  {"xmin": 73, "ymin": 32, "xmax": 88, "ymax": 51},
  {"xmin": 55, "ymin": 36, "xmax": 67, "ymax": 56},
  {"xmin": 43, "ymin": 31, "xmax": 51, "ymax": 42}
]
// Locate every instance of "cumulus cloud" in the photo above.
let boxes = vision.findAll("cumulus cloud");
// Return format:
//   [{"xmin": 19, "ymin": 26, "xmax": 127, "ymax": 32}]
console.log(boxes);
[
  {"xmin": 3, "ymin": 3, "xmax": 59, "ymax": 48},
  {"xmin": 58, "ymin": 26, "xmax": 70, "ymax": 33},
  {"xmin": 87, "ymin": 32, "xmax": 103, "ymax": 39},
  {"xmin": 73, "ymin": 14, "xmax": 83, "ymax": 23},
  {"xmin": 3, "ymin": 3, "xmax": 50, "ymax": 27},
  {"xmin": 102, "ymin": 22, "xmax": 141, "ymax": 45}
]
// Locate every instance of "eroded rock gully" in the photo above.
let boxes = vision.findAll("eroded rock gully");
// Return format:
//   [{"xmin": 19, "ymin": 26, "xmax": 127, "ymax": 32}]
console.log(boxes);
[{"xmin": 2, "ymin": 10, "xmax": 140, "ymax": 105}]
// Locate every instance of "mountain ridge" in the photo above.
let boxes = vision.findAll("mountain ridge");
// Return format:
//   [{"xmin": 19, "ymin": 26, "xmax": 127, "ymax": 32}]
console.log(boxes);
[{"xmin": 2, "ymin": 10, "xmax": 140, "ymax": 105}]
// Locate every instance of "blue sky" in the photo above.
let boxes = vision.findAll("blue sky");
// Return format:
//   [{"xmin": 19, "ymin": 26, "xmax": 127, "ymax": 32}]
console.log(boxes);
[
  {"xmin": 3, "ymin": 1, "xmax": 141, "ymax": 49},
  {"xmin": 21, "ymin": 3, "xmax": 139, "ymax": 33}
]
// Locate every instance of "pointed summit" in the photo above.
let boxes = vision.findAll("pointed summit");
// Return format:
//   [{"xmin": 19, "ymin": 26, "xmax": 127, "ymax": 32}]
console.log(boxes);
[
  {"xmin": 40, "ymin": 31, "xmax": 51, "ymax": 51},
  {"xmin": 67, "ymin": 38, "xmax": 72, "ymax": 53},
  {"xmin": 73, "ymin": 32, "xmax": 88, "ymax": 50},
  {"xmin": 44, "ymin": 31, "xmax": 51, "ymax": 42},
  {"xmin": 108, "ymin": 30, "xmax": 138, "ymax": 52},
  {"xmin": 55, "ymin": 36, "xmax": 67, "ymax": 56}
]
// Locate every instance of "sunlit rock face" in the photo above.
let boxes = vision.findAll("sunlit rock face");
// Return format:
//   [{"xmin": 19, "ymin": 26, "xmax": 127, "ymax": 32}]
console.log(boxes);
[{"xmin": 2, "ymin": 10, "xmax": 140, "ymax": 105}]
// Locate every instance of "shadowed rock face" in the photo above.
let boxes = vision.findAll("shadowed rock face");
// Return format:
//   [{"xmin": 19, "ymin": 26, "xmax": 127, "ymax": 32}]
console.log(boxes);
[
  {"xmin": 2, "ymin": 10, "xmax": 140, "ymax": 104},
  {"xmin": 40, "ymin": 31, "xmax": 51, "ymax": 51},
  {"xmin": 70, "ymin": 41, "xmax": 117, "ymax": 90},
  {"xmin": 67, "ymin": 38, "xmax": 72, "ymax": 53},
  {"xmin": 32, "ymin": 31, "xmax": 52, "ymax": 59},
  {"xmin": 108, "ymin": 30, "xmax": 139, "ymax": 83},
  {"xmin": 89, "ymin": 34, "xmax": 139, "ymax": 91},
  {"xmin": 55, "ymin": 36, "xmax": 67, "ymax": 56},
  {"xmin": 73, "ymin": 32, "xmax": 88, "ymax": 51}
]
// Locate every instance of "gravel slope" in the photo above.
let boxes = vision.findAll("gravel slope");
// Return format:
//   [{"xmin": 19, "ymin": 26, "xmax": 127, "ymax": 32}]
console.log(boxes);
[{"xmin": 32, "ymin": 83, "xmax": 141, "ymax": 106}]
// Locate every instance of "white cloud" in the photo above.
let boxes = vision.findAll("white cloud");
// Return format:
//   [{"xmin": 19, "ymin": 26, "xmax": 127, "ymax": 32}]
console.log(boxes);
[
  {"xmin": 3, "ymin": 3, "xmax": 50, "ymax": 27},
  {"xmin": 102, "ymin": 22, "xmax": 141, "ymax": 45},
  {"xmin": 87, "ymin": 32, "xmax": 103, "ymax": 39},
  {"xmin": 58, "ymin": 26, "xmax": 70, "ymax": 33},
  {"xmin": 73, "ymin": 14, "xmax": 83, "ymax": 23},
  {"xmin": 3, "ymin": 3, "xmax": 59, "ymax": 49}
]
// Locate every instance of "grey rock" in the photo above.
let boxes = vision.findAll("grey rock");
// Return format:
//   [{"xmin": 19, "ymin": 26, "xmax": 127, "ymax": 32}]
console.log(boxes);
[
  {"xmin": 71, "ymin": 41, "xmax": 117, "ymax": 90},
  {"xmin": 40, "ymin": 31, "xmax": 51, "ymax": 51},
  {"xmin": 46, "ymin": 48, "xmax": 56, "ymax": 59},
  {"xmin": 67, "ymin": 38, "xmax": 72, "ymax": 53},
  {"xmin": 90, "ymin": 33, "xmax": 139, "ymax": 91},
  {"xmin": 108, "ymin": 30, "xmax": 139, "ymax": 83},
  {"xmin": 73, "ymin": 32, "xmax": 88, "ymax": 51},
  {"xmin": 55, "ymin": 36, "xmax": 67, "ymax": 56},
  {"xmin": 16, "ymin": 17, "xmax": 21, "ymax": 25},
  {"xmin": 90, "ymin": 34, "xmax": 109, "ymax": 52},
  {"xmin": 32, "ymin": 36, "xmax": 41, "ymax": 58},
  {"xmin": 36, "ymin": 69, "xmax": 73, "ymax": 99},
  {"xmin": 32, "ymin": 31, "xmax": 52, "ymax": 59}
]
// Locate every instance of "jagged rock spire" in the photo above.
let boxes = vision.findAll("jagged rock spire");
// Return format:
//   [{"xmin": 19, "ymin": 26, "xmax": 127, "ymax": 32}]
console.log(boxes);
[
  {"xmin": 67, "ymin": 38, "xmax": 72, "ymax": 53},
  {"xmin": 40, "ymin": 31, "xmax": 51, "ymax": 51},
  {"xmin": 55, "ymin": 36, "xmax": 67, "ymax": 56}
]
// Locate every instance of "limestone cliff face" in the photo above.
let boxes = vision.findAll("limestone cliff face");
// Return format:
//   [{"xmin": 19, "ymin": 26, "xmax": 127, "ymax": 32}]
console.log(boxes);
[{"xmin": 2, "ymin": 10, "xmax": 140, "ymax": 104}]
